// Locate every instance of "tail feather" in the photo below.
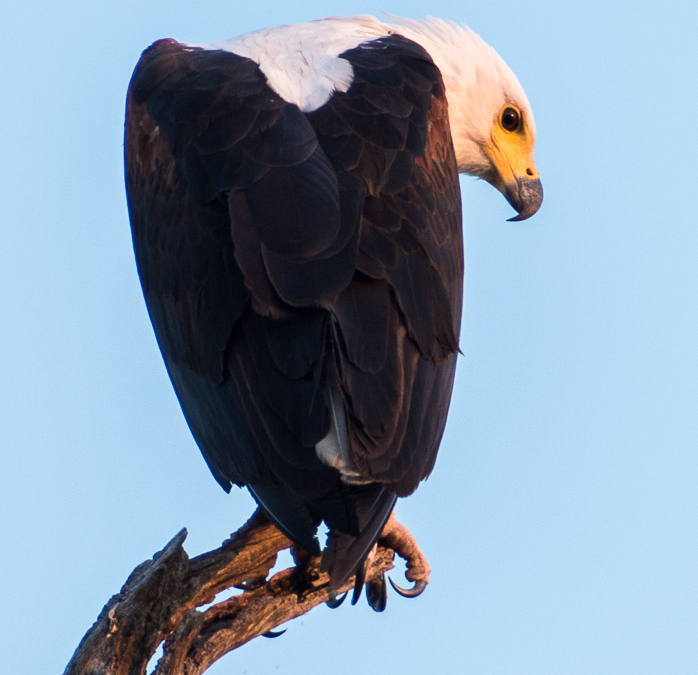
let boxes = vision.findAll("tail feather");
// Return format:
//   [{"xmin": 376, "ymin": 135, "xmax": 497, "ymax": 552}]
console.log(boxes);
[{"xmin": 321, "ymin": 486, "xmax": 396, "ymax": 587}]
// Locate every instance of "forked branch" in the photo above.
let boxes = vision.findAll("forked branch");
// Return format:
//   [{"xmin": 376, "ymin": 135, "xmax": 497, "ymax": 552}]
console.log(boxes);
[{"xmin": 63, "ymin": 509, "xmax": 395, "ymax": 675}]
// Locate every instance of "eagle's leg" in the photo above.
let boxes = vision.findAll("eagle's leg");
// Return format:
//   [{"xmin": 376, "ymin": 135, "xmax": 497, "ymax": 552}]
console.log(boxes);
[{"xmin": 379, "ymin": 511, "xmax": 431, "ymax": 598}]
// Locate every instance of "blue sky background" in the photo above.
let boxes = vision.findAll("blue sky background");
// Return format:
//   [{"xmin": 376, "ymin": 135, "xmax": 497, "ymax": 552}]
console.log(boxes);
[{"xmin": 2, "ymin": 1, "xmax": 697, "ymax": 673}]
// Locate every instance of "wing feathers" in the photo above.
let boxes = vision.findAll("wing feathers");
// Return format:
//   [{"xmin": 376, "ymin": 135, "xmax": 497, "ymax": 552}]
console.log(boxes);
[{"xmin": 125, "ymin": 30, "xmax": 463, "ymax": 578}]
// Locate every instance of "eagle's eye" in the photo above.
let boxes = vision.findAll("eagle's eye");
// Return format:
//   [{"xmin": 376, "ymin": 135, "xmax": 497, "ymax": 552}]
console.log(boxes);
[{"xmin": 501, "ymin": 106, "xmax": 521, "ymax": 132}]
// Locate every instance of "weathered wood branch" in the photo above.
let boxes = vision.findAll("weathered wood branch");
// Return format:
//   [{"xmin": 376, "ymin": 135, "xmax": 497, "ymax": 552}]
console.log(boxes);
[{"xmin": 64, "ymin": 509, "xmax": 396, "ymax": 675}]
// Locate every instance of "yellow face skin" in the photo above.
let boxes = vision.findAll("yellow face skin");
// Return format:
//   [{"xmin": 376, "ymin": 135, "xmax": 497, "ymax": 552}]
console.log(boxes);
[{"xmin": 482, "ymin": 104, "xmax": 543, "ymax": 221}]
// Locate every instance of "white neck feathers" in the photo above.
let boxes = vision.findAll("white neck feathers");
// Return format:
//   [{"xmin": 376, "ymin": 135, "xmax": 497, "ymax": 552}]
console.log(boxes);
[{"xmin": 201, "ymin": 15, "xmax": 534, "ymax": 173}]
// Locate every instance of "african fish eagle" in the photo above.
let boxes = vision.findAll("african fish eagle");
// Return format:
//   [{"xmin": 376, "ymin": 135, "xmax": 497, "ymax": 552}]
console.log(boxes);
[{"xmin": 124, "ymin": 14, "xmax": 542, "ymax": 608}]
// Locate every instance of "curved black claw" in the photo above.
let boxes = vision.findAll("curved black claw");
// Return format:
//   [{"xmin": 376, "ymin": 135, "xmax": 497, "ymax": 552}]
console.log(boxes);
[
  {"xmin": 388, "ymin": 576, "xmax": 428, "ymax": 599},
  {"xmin": 351, "ymin": 558, "xmax": 368, "ymax": 606},
  {"xmin": 325, "ymin": 592, "xmax": 347, "ymax": 609},
  {"xmin": 366, "ymin": 576, "xmax": 388, "ymax": 612},
  {"xmin": 262, "ymin": 628, "xmax": 287, "ymax": 638},
  {"xmin": 234, "ymin": 576, "xmax": 266, "ymax": 591}
]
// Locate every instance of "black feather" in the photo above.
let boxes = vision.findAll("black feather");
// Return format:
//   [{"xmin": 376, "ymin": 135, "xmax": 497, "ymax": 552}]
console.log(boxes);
[{"xmin": 124, "ymin": 30, "xmax": 463, "ymax": 584}]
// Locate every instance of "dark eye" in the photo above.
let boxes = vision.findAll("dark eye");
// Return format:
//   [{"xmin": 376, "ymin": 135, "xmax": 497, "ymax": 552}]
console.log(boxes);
[{"xmin": 501, "ymin": 106, "xmax": 521, "ymax": 132}]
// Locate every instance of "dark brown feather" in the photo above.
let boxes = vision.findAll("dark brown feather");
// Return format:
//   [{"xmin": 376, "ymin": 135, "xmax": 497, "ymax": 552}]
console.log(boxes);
[{"xmin": 124, "ymin": 33, "xmax": 463, "ymax": 578}]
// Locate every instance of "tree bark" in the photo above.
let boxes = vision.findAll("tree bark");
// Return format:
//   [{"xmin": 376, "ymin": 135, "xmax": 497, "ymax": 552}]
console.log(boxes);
[{"xmin": 64, "ymin": 509, "xmax": 395, "ymax": 675}]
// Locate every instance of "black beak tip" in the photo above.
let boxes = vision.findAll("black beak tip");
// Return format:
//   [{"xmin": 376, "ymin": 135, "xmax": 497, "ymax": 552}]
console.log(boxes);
[{"xmin": 506, "ymin": 177, "xmax": 544, "ymax": 222}]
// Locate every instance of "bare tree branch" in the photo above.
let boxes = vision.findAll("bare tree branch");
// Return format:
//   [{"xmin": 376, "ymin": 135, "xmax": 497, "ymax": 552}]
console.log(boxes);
[{"xmin": 64, "ymin": 509, "xmax": 396, "ymax": 675}]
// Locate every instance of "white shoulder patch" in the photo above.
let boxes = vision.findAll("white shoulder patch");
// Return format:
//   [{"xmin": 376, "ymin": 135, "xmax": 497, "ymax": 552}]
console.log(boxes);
[{"xmin": 201, "ymin": 16, "xmax": 392, "ymax": 112}]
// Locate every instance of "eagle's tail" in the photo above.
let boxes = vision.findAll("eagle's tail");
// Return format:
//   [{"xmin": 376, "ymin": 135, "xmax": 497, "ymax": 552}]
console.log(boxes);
[{"xmin": 321, "ymin": 485, "xmax": 396, "ymax": 589}]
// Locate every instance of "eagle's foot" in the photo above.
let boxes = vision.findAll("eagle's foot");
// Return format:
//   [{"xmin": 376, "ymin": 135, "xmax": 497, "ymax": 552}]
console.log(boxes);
[
  {"xmin": 291, "ymin": 543, "xmax": 323, "ymax": 593},
  {"xmin": 379, "ymin": 511, "xmax": 431, "ymax": 599}
]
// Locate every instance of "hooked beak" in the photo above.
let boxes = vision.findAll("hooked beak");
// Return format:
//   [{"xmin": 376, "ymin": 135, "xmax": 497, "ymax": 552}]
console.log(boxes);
[
  {"xmin": 481, "ymin": 132, "xmax": 543, "ymax": 221},
  {"xmin": 504, "ymin": 175, "xmax": 544, "ymax": 222}
]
